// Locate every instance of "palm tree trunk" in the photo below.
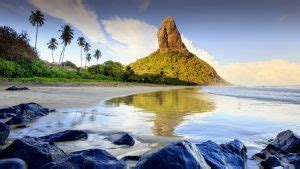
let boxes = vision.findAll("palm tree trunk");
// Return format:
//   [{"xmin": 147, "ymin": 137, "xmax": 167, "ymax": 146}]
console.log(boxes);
[
  {"xmin": 62, "ymin": 50, "xmax": 65, "ymax": 67},
  {"xmin": 52, "ymin": 50, "xmax": 54, "ymax": 63},
  {"xmin": 35, "ymin": 25, "xmax": 38, "ymax": 49},
  {"xmin": 85, "ymin": 53, "xmax": 87, "ymax": 67},
  {"xmin": 97, "ymin": 59, "xmax": 99, "ymax": 74},
  {"xmin": 59, "ymin": 45, "xmax": 65, "ymax": 64},
  {"xmin": 80, "ymin": 47, "xmax": 82, "ymax": 71}
]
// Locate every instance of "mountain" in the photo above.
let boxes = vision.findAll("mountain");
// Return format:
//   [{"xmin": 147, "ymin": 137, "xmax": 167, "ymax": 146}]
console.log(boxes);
[{"xmin": 129, "ymin": 16, "xmax": 226, "ymax": 85}]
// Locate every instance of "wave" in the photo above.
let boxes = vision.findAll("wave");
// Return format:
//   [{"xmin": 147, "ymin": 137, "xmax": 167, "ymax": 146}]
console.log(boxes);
[{"xmin": 200, "ymin": 86, "xmax": 300, "ymax": 104}]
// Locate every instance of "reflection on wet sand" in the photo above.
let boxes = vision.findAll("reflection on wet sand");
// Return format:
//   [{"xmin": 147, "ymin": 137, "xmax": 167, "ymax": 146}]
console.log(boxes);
[{"xmin": 106, "ymin": 88, "xmax": 215, "ymax": 136}]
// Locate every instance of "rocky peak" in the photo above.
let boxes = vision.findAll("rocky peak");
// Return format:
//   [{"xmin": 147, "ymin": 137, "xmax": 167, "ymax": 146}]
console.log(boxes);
[{"xmin": 157, "ymin": 16, "xmax": 188, "ymax": 53}]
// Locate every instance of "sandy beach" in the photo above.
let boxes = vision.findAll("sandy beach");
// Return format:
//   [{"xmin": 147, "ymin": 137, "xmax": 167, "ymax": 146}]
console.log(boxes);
[{"xmin": 0, "ymin": 82, "xmax": 190, "ymax": 109}]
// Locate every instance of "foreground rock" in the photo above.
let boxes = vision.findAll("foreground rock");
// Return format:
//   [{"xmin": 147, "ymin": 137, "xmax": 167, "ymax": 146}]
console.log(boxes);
[
  {"xmin": 42, "ymin": 149, "xmax": 126, "ymax": 169},
  {"xmin": 105, "ymin": 132, "xmax": 135, "ymax": 146},
  {"xmin": 197, "ymin": 139, "xmax": 247, "ymax": 168},
  {"xmin": 136, "ymin": 140, "xmax": 210, "ymax": 169},
  {"xmin": 136, "ymin": 139, "xmax": 247, "ymax": 169},
  {"xmin": 0, "ymin": 122, "xmax": 9, "ymax": 145},
  {"xmin": 252, "ymin": 130, "xmax": 300, "ymax": 168},
  {"xmin": 0, "ymin": 103, "xmax": 50, "ymax": 125},
  {"xmin": 5, "ymin": 86, "xmax": 30, "ymax": 91},
  {"xmin": 39, "ymin": 130, "xmax": 88, "ymax": 142},
  {"xmin": 157, "ymin": 16, "xmax": 188, "ymax": 53},
  {"xmin": 0, "ymin": 158, "xmax": 27, "ymax": 169},
  {"xmin": 0, "ymin": 137, "xmax": 66, "ymax": 169}
]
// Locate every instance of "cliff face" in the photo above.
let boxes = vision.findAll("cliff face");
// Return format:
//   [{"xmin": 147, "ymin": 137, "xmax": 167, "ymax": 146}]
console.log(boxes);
[
  {"xmin": 157, "ymin": 16, "xmax": 188, "ymax": 53},
  {"xmin": 130, "ymin": 16, "xmax": 227, "ymax": 85}
]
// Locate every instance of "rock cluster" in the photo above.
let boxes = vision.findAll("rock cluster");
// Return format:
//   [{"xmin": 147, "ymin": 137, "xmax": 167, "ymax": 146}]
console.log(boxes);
[
  {"xmin": 252, "ymin": 130, "xmax": 300, "ymax": 168},
  {"xmin": 197, "ymin": 139, "xmax": 247, "ymax": 168},
  {"xmin": 0, "ymin": 102, "xmax": 298, "ymax": 168},
  {"xmin": 39, "ymin": 130, "xmax": 88, "ymax": 142},
  {"xmin": 0, "ymin": 103, "xmax": 50, "ymax": 125},
  {"xmin": 136, "ymin": 139, "xmax": 247, "ymax": 169},
  {"xmin": 157, "ymin": 16, "xmax": 188, "ymax": 53},
  {"xmin": 0, "ymin": 122, "xmax": 9, "ymax": 145},
  {"xmin": 0, "ymin": 158, "xmax": 27, "ymax": 169},
  {"xmin": 42, "ymin": 149, "xmax": 125, "ymax": 169},
  {"xmin": 5, "ymin": 86, "xmax": 30, "ymax": 91},
  {"xmin": 105, "ymin": 132, "xmax": 135, "ymax": 146},
  {"xmin": 0, "ymin": 137, "xmax": 66, "ymax": 169}
]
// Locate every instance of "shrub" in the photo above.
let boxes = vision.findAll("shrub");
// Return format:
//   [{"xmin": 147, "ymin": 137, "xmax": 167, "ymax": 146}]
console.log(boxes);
[
  {"xmin": 0, "ymin": 26, "xmax": 38, "ymax": 61},
  {"xmin": 61, "ymin": 60, "xmax": 78, "ymax": 69},
  {"xmin": 88, "ymin": 60, "xmax": 124, "ymax": 80}
]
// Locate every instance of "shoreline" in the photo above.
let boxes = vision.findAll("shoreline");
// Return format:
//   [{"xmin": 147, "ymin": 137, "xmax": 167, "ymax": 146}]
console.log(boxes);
[
  {"xmin": 0, "ymin": 82, "xmax": 194, "ymax": 109},
  {"xmin": 0, "ymin": 84, "xmax": 299, "ymax": 168}
]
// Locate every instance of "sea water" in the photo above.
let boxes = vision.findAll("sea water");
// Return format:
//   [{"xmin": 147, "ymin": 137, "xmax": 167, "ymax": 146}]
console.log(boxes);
[{"xmin": 8, "ymin": 86, "xmax": 300, "ymax": 167}]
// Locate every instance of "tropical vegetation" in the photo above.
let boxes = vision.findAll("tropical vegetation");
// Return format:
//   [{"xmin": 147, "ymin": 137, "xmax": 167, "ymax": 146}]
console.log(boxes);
[
  {"xmin": 130, "ymin": 51, "xmax": 226, "ymax": 85},
  {"xmin": 1, "ymin": 9, "xmax": 221, "ymax": 85},
  {"xmin": 47, "ymin": 38, "xmax": 58, "ymax": 63},
  {"xmin": 29, "ymin": 9, "xmax": 45, "ymax": 49},
  {"xmin": 77, "ymin": 37, "xmax": 85, "ymax": 68},
  {"xmin": 58, "ymin": 25, "xmax": 74, "ymax": 64}
]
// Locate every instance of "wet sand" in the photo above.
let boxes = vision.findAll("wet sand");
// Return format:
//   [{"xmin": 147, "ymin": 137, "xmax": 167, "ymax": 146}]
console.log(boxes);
[{"xmin": 0, "ymin": 82, "xmax": 190, "ymax": 109}]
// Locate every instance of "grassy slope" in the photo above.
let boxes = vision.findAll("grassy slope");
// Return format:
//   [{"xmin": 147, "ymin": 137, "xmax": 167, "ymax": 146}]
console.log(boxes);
[
  {"xmin": 0, "ymin": 77, "xmax": 114, "ymax": 83},
  {"xmin": 130, "ymin": 51, "xmax": 226, "ymax": 85}
]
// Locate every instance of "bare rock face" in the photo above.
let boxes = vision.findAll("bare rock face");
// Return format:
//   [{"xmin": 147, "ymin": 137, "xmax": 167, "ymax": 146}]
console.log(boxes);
[{"xmin": 157, "ymin": 16, "xmax": 188, "ymax": 53}]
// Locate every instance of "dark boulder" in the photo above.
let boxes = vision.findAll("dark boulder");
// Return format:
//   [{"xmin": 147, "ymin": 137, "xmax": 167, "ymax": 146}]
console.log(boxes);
[
  {"xmin": 0, "ymin": 122, "xmax": 9, "ymax": 145},
  {"xmin": 0, "ymin": 137, "xmax": 66, "ymax": 169},
  {"xmin": 269, "ymin": 130, "xmax": 300, "ymax": 153},
  {"xmin": 105, "ymin": 132, "xmax": 135, "ymax": 146},
  {"xmin": 5, "ymin": 86, "xmax": 30, "ymax": 91},
  {"xmin": 0, "ymin": 158, "xmax": 27, "ymax": 169},
  {"xmin": 220, "ymin": 139, "xmax": 247, "ymax": 168},
  {"xmin": 196, "ymin": 140, "xmax": 227, "ymax": 168},
  {"xmin": 260, "ymin": 156, "xmax": 281, "ymax": 168},
  {"xmin": 42, "ymin": 149, "xmax": 126, "ymax": 169},
  {"xmin": 39, "ymin": 130, "xmax": 88, "ymax": 142},
  {"xmin": 252, "ymin": 130, "xmax": 300, "ymax": 168},
  {"xmin": 136, "ymin": 140, "xmax": 210, "ymax": 169},
  {"xmin": 0, "ymin": 103, "xmax": 50, "ymax": 125},
  {"xmin": 196, "ymin": 139, "xmax": 247, "ymax": 169},
  {"xmin": 286, "ymin": 153, "xmax": 300, "ymax": 168}
]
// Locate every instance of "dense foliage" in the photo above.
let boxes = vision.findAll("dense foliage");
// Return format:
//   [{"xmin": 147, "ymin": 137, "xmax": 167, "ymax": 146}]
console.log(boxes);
[
  {"xmin": 61, "ymin": 60, "xmax": 78, "ymax": 69},
  {"xmin": 130, "ymin": 51, "xmax": 225, "ymax": 85},
  {"xmin": 0, "ymin": 26, "xmax": 221, "ymax": 85},
  {"xmin": 87, "ymin": 61, "xmax": 193, "ymax": 84},
  {"xmin": 0, "ymin": 26, "xmax": 111, "ymax": 82},
  {"xmin": 0, "ymin": 57, "xmax": 111, "ymax": 81},
  {"xmin": 0, "ymin": 26, "xmax": 38, "ymax": 61}
]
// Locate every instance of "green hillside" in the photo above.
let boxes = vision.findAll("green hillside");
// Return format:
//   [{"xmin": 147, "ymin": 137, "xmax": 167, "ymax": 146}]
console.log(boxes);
[{"xmin": 130, "ymin": 50, "xmax": 226, "ymax": 85}]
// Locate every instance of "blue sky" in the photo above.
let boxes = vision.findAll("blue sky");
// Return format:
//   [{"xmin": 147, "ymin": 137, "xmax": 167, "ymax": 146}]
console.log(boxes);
[{"xmin": 1, "ymin": 0, "xmax": 300, "ymax": 85}]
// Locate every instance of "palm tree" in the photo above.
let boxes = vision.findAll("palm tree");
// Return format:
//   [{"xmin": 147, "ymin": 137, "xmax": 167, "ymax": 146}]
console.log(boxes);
[
  {"xmin": 83, "ymin": 42, "xmax": 91, "ymax": 67},
  {"xmin": 77, "ymin": 37, "xmax": 85, "ymax": 68},
  {"xmin": 86, "ymin": 53, "xmax": 92, "ymax": 67},
  {"xmin": 29, "ymin": 9, "xmax": 45, "ymax": 49},
  {"xmin": 94, "ymin": 49, "xmax": 101, "ymax": 65},
  {"xmin": 47, "ymin": 38, "xmax": 58, "ymax": 63},
  {"xmin": 58, "ymin": 25, "xmax": 74, "ymax": 64}
]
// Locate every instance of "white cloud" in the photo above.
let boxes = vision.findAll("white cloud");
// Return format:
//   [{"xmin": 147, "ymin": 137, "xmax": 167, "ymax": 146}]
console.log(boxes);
[
  {"xmin": 102, "ymin": 17, "xmax": 300, "ymax": 86},
  {"xmin": 181, "ymin": 36, "xmax": 219, "ymax": 68},
  {"xmin": 182, "ymin": 36, "xmax": 300, "ymax": 86},
  {"xmin": 24, "ymin": 0, "xmax": 300, "ymax": 86},
  {"xmin": 279, "ymin": 14, "xmax": 288, "ymax": 22},
  {"xmin": 218, "ymin": 60, "xmax": 300, "ymax": 86},
  {"xmin": 137, "ymin": 0, "xmax": 150, "ymax": 12},
  {"xmin": 102, "ymin": 17, "xmax": 157, "ymax": 64},
  {"xmin": 28, "ymin": 0, "xmax": 107, "ymax": 43}
]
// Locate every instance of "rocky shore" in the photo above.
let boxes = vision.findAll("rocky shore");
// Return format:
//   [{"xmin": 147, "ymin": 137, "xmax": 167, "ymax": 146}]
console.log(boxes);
[{"xmin": 0, "ymin": 102, "xmax": 299, "ymax": 169}]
